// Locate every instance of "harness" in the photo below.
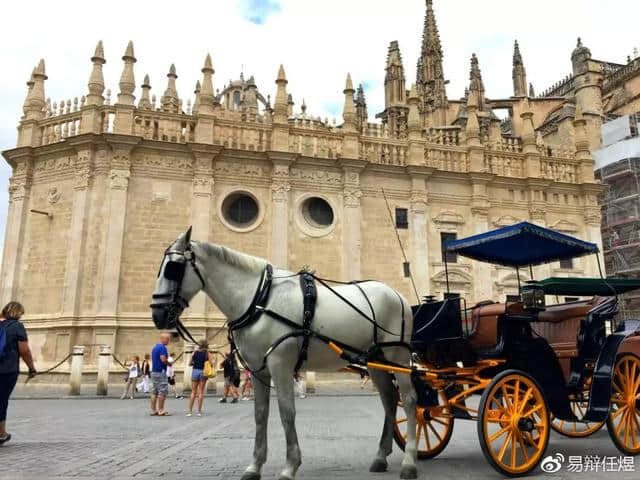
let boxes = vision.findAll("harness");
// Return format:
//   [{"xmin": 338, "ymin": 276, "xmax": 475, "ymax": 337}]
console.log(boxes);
[
  {"xmin": 151, "ymin": 242, "xmax": 409, "ymax": 376},
  {"xmin": 150, "ymin": 242, "xmax": 206, "ymax": 345}
]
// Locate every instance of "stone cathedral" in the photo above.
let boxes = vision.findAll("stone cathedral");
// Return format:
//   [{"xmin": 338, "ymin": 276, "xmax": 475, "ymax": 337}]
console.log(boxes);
[{"xmin": 0, "ymin": 0, "xmax": 614, "ymax": 369}]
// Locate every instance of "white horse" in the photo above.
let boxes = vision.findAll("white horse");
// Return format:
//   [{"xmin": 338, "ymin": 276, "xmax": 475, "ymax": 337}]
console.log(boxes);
[{"xmin": 150, "ymin": 228, "xmax": 419, "ymax": 480}]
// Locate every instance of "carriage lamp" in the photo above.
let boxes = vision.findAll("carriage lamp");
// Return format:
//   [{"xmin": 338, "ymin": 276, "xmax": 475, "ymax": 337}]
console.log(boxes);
[{"xmin": 521, "ymin": 283, "xmax": 546, "ymax": 312}]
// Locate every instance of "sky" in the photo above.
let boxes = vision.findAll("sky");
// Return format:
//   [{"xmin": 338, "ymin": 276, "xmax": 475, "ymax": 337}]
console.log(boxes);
[{"xmin": 1, "ymin": 0, "xmax": 639, "ymax": 258}]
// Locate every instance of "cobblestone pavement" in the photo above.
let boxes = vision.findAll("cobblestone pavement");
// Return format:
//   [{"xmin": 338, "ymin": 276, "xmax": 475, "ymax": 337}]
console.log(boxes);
[{"xmin": 1, "ymin": 396, "xmax": 637, "ymax": 480}]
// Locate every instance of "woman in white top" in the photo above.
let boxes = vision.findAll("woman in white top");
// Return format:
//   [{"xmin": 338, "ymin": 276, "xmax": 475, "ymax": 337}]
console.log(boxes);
[{"xmin": 121, "ymin": 356, "xmax": 140, "ymax": 399}]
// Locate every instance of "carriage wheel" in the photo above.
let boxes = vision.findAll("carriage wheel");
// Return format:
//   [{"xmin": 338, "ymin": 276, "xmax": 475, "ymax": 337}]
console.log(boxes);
[
  {"xmin": 393, "ymin": 390, "xmax": 454, "ymax": 460},
  {"xmin": 551, "ymin": 391, "xmax": 604, "ymax": 438},
  {"xmin": 478, "ymin": 370, "xmax": 549, "ymax": 477},
  {"xmin": 607, "ymin": 353, "xmax": 640, "ymax": 455}
]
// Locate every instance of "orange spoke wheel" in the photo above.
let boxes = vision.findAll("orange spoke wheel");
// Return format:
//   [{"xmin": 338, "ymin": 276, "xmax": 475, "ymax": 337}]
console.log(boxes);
[
  {"xmin": 478, "ymin": 370, "xmax": 549, "ymax": 477},
  {"xmin": 551, "ymin": 391, "xmax": 604, "ymax": 438},
  {"xmin": 607, "ymin": 353, "xmax": 640, "ymax": 455},
  {"xmin": 393, "ymin": 390, "xmax": 454, "ymax": 460}
]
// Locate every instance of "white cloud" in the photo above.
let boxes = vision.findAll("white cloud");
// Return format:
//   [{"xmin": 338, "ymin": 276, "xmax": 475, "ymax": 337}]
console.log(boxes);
[{"xmin": 0, "ymin": 0, "xmax": 639, "ymax": 255}]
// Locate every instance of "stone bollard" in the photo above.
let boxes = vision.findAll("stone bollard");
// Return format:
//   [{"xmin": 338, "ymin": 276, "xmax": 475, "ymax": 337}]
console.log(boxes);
[
  {"xmin": 305, "ymin": 371, "xmax": 316, "ymax": 394},
  {"xmin": 96, "ymin": 345, "xmax": 111, "ymax": 396},
  {"xmin": 183, "ymin": 343, "xmax": 195, "ymax": 393},
  {"xmin": 216, "ymin": 381, "xmax": 225, "ymax": 397},
  {"xmin": 69, "ymin": 345, "xmax": 85, "ymax": 396}
]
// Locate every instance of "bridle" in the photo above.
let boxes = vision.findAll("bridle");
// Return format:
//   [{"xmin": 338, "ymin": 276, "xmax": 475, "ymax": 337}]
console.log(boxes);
[{"xmin": 150, "ymin": 241, "xmax": 206, "ymax": 343}]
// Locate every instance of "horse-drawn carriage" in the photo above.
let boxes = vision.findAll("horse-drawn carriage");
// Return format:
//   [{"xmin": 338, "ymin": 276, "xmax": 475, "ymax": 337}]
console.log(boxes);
[
  {"xmin": 152, "ymin": 222, "xmax": 640, "ymax": 479},
  {"xmin": 332, "ymin": 221, "xmax": 640, "ymax": 476}
]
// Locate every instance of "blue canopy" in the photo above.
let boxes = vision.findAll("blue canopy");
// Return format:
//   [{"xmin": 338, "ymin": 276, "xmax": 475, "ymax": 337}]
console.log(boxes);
[{"xmin": 444, "ymin": 222, "xmax": 599, "ymax": 267}]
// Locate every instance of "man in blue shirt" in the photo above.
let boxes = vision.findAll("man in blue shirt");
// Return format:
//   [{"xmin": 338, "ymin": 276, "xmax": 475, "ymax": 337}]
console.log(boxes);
[{"xmin": 150, "ymin": 333, "xmax": 171, "ymax": 416}]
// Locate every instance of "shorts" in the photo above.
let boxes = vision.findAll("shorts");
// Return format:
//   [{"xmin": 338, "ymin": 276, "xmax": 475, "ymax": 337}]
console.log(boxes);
[
  {"xmin": 224, "ymin": 376, "xmax": 234, "ymax": 387},
  {"xmin": 191, "ymin": 368, "xmax": 206, "ymax": 382},
  {"xmin": 150, "ymin": 372, "xmax": 168, "ymax": 397}
]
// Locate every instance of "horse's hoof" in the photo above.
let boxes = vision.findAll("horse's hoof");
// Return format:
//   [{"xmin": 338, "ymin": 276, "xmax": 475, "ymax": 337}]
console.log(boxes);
[
  {"xmin": 369, "ymin": 458, "xmax": 388, "ymax": 472},
  {"xmin": 400, "ymin": 465, "xmax": 418, "ymax": 479},
  {"xmin": 241, "ymin": 473, "xmax": 261, "ymax": 480}
]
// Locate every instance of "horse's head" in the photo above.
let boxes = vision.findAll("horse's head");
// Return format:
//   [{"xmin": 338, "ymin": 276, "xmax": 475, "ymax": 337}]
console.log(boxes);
[{"xmin": 150, "ymin": 226, "xmax": 206, "ymax": 330}]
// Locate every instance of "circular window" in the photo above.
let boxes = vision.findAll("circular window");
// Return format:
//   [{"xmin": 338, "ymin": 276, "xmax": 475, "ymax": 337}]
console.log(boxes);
[
  {"xmin": 302, "ymin": 197, "xmax": 334, "ymax": 228},
  {"xmin": 221, "ymin": 192, "xmax": 259, "ymax": 229}
]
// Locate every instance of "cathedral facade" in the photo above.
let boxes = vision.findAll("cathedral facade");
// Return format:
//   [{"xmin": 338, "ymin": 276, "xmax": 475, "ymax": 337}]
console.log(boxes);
[{"xmin": 1, "ymin": 0, "xmax": 617, "ymax": 368}]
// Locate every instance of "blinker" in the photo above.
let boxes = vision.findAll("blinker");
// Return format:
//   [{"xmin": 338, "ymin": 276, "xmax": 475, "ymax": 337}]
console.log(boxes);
[{"xmin": 164, "ymin": 260, "xmax": 186, "ymax": 281}]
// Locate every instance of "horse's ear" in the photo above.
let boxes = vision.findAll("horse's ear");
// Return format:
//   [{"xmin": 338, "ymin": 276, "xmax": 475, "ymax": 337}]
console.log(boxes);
[{"xmin": 185, "ymin": 226, "xmax": 192, "ymax": 244}]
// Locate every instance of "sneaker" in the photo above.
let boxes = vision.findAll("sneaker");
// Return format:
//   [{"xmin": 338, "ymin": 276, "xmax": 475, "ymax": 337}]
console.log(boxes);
[
  {"xmin": 0, "ymin": 434, "xmax": 12, "ymax": 445},
  {"xmin": 186, "ymin": 413, "xmax": 192, "ymax": 417},
  {"xmin": 231, "ymin": 398, "xmax": 238, "ymax": 404},
  {"xmin": 130, "ymin": 396, "xmax": 134, "ymax": 399},
  {"xmin": 241, "ymin": 396, "xmax": 250, "ymax": 401},
  {"xmin": 197, "ymin": 412, "xmax": 202, "ymax": 417},
  {"xmin": 218, "ymin": 398, "xmax": 227, "ymax": 403},
  {"xmin": 176, "ymin": 395, "xmax": 183, "ymax": 399}
]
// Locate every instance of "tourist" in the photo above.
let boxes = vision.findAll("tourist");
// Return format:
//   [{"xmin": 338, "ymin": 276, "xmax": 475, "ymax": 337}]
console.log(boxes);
[
  {"xmin": 166, "ymin": 352, "xmax": 181, "ymax": 399},
  {"xmin": 187, "ymin": 340, "xmax": 213, "ymax": 416},
  {"xmin": 219, "ymin": 352, "xmax": 239, "ymax": 403},
  {"xmin": 121, "ymin": 356, "xmax": 140, "ymax": 399},
  {"xmin": 240, "ymin": 368, "xmax": 252, "ymax": 400},
  {"xmin": 150, "ymin": 332, "xmax": 171, "ymax": 416},
  {"xmin": 294, "ymin": 372, "xmax": 307, "ymax": 399},
  {"xmin": 0, "ymin": 302, "xmax": 36, "ymax": 445},
  {"xmin": 139, "ymin": 353, "xmax": 151, "ymax": 394}
]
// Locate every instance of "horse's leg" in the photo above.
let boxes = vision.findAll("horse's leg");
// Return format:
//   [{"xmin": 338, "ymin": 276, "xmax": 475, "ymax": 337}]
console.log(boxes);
[
  {"xmin": 241, "ymin": 372, "xmax": 271, "ymax": 480},
  {"xmin": 395, "ymin": 374, "xmax": 418, "ymax": 479},
  {"xmin": 269, "ymin": 358, "xmax": 301, "ymax": 480},
  {"xmin": 368, "ymin": 369, "xmax": 398, "ymax": 473}
]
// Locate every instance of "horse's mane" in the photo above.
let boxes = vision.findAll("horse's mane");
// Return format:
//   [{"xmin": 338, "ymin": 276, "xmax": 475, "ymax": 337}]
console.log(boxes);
[{"xmin": 199, "ymin": 242, "xmax": 267, "ymax": 274}]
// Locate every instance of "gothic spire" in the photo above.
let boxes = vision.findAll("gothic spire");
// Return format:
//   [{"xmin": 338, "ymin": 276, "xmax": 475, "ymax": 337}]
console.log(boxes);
[
  {"xmin": 469, "ymin": 53, "xmax": 485, "ymax": 110},
  {"xmin": 138, "ymin": 74, "xmax": 152, "ymax": 109},
  {"xmin": 117, "ymin": 41, "xmax": 136, "ymax": 105},
  {"xmin": 191, "ymin": 80, "xmax": 201, "ymax": 114},
  {"xmin": 199, "ymin": 53, "xmax": 215, "ymax": 114},
  {"xmin": 87, "ymin": 40, "xmax": 106, "ymax": 106},
  {"xmin": 512, "ymin": 40, "xmax": 527, "ymax": 97},
  {"xmin": 384, "ymin": 41, "xmax": 406, "ymax": 108},
  {"xmin": 161, "ymin": 64, "xmax": 179, "ymax": 112},
  {"xmin": 24, "ymin": 59, "xmax": 47, "ymax": 120},
  {"xmin": 417, "ymin": 0, "xmax": 444, "ymax": 85},
  {"xmin": 355, "ymin": 83, "xmax": 368, "ymax": 130},
  {"xmin": 273, "ymin": 64, "xmax": 288, "ymax": 123},
  {"xmin": 342, "ymin": 73, "xmax": 356, "ymax": 131}
]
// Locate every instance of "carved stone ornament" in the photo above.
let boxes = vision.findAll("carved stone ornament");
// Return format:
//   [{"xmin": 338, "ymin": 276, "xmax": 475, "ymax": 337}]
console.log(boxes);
[
  {"xmin": 289, "ymin": 168, "xmax": 342, "ymax": 184},
  {"xmin": 47, "ymin": 186, "xmax": 62, "ymax": 204},
  {"xmin": 550, "ymin": 219, "xmax": 579, "ymax": 232},
  {"xmin": 432, "ymin": 269, "xmax": 472, "ymax": 287},
  {"xmin": 272, "ymin": 165, "xmax": 290, "ymax": 179},
  {"xmin": 343, "ymin": 187, "xmax": 362, "ymax": 208},
  {"xmin": 214, "ymin": 161, "xmax": 263, "ymax": 178},
  {"xmin": 529, "ymin": 206, "xmax": 546, "ymax": 221},
  {"xmin": 584, "ymin": 208, "xmax": 601, "ymax": 226},
  {"xmin": 109, "ymin": 169, "xmax": 130, "ymax": 190},
  {"xmin": 271, "ymin": 182, "xmax": 291, "ymax": 203},
  {"xmin": 193, "ymin": 177, "xmax": 213, "ymax": 197},
  {"xmin": 8, "ymin": 182, "xmax": 27, "ymax": 202},
  {"xmin": 410, "ymin": 191, "xmax": 428, "ymax": 213},
  {"xmin": 470, "ymin": 206, "xmax": 489, "ymax": 217},
  {"xmin": 433, "ymin": 210, "xmax": 465, "ymax": 229},
  {"xmin": 74, "ymin": 166, "xmax": 92, "ymax": 190},
  {"xmin": 492, "ymin": 215, "xmax": 520, "ymax": 228}
]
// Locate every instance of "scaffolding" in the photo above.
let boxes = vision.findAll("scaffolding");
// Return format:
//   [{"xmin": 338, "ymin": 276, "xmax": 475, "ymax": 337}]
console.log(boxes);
[{"xmin": 597, "ymin": 155, "xmax": 640, "ymax": 312}]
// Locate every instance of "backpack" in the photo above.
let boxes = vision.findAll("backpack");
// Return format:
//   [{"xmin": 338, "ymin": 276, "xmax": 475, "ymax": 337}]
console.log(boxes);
[{"xmin": 0, "ymin": 323, "xmax": 7, "ymax": 360}]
